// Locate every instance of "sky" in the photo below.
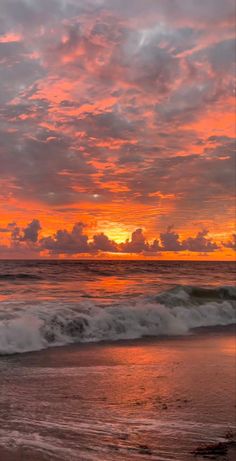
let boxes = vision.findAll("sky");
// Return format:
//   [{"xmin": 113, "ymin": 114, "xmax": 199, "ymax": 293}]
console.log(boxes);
[{"xmin": 0, "ymin": 0, "xmax": 235, "ymax": 259}]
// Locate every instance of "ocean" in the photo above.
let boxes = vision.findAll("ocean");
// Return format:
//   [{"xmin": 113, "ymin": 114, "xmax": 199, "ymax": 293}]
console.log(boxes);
[
  {"xmin": 0, "ymin": 260, "xmax": 235, "ymax": 460},
  {"xmin": 0, "ymin": 260, "xmax": 235, "ymax": 354}
]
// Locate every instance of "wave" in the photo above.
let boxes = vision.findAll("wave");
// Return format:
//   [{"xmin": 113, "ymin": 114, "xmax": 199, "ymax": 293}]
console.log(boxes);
[
  {"xmin": 0, "ymin": 285, "xmax": 235, "ymax": 355},
  {"xmin": 155, "ymin": 285, "xmax": 236, "ymax": 305},
  {"xmin": 0, "ymin": 273, "xmax": 43, "ymax": 281}
]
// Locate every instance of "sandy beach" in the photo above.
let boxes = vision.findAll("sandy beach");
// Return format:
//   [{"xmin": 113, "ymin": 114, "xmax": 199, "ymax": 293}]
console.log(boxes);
[{"xmin": 0, "ymin": 326, "xmax": 235, "ymax": 461}]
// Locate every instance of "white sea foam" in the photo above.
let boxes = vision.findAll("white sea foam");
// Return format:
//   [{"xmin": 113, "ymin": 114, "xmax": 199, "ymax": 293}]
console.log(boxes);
[{"xmin": 0, "ymin": 286, "xmax": 235, "ymax": 355}]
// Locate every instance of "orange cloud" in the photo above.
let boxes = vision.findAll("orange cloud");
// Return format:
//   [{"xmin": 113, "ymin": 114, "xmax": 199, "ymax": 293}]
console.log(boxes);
[{"xmin": 0, "ymin": 0, "xmax": 235, "ymax": 260}]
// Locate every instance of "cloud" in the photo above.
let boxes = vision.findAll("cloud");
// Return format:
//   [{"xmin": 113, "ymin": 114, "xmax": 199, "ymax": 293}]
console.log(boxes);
[
  {"xmin": 223, "ymin": 234, "xmax": 236, "ymax": 250},
  {"xmin": 0, "ymin": 222, "xmax": 16, "ymax": 233},
  {"xmin": 94, "ymin": 0, "xmax": 235, "ymax": 26},
  {"xmin": 91, "ymin": 233, "xmax": 118, "ymax": 252},
  {"xmin": 0, "ymin": 220, "xmax": 42, "ymax": 258},
  {"xmin": 119, "ymin": 228, "xmax": 161, "ymax": 254},
  {"xmin": 156, "ymin": 0, "xmax": 236, "ymax": 26},
  {"xmin": 182, "ymin": 229, "xmax": 219, "ymax": 252},
  {"xmin": 0, "ymin": 129, "xmax": 97, "ymax": 205},
  {"xmin": 22, "ymin": 219, "xmax": 41, "ymax": 243},
  {"xmin": 120, "ymin": 228, "xmax": 148, "ymax": 253},
  {"xmin": 160, "ymin": 227, "xmax": 182, "ymax": 251},
  {"xmin": 2, "ymin": 220, "xmax": 41, "ymax": 244},
  {"xmin": 40, "ymin": 222, "xmax": 90, "ymax": 254},
  {"xmin": 0, "ymin": 219, "xmax": 232, "ymax": 257},
  {"xmin": 0, "ymin": 0, "xmax": 234, "ymax": 256}
]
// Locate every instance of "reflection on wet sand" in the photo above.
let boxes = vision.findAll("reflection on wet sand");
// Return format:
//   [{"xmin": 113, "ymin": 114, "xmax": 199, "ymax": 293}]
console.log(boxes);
[{"xmin": 1, "ymin": 328, "xmax": 235, "ymax": 460}]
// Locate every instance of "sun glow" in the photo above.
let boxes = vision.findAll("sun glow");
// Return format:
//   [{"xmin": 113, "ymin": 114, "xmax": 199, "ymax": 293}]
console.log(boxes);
[{"xmin": 97, "ymin": 222, "xmax": 135, "ymax": 243}]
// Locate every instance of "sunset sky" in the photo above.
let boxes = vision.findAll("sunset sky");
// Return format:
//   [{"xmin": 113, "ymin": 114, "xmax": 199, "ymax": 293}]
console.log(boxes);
[{"xmin": 0, "ymin": 0, "xmax": 235, "ymax": 259}]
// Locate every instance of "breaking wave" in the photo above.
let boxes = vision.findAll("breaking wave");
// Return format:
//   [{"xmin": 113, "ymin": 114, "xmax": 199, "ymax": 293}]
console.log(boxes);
[{"xmin": 0, "ymin": 285, "xmax": 235, "ymax": 355}]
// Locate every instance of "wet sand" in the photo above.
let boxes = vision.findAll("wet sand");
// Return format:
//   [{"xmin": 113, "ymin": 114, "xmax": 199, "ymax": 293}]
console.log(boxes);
[{"xmin": 0, "ymin": 326, "xmax": 235, "ymax": 460}]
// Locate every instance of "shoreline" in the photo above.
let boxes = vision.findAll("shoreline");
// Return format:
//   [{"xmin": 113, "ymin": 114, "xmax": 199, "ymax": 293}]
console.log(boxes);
[
  {"xmin": 1, "ymin": 323, "xmax": 235, "ymax": 363},
  {"xmin": 1, "ymin": 325, "xmax": 235, "ymax": 461}
]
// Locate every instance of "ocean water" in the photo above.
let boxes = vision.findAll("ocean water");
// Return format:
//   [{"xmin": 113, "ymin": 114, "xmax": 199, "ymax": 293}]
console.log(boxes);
[
  {"xmin": 0, "ymin": 260, "xmax": 235, "ymax": 355},
  {"xmin": 0, "ymin": 260, "xmax": 236, "ymax": 460}
]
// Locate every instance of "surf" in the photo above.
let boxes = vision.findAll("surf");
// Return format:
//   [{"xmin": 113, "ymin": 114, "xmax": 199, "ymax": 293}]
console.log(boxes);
[{"xmin": 0, "ymin": 285, "xmax": 235, "ymax": 355}]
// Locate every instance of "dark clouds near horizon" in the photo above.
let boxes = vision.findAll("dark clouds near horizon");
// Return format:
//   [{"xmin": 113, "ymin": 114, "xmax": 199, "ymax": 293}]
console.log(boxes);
[{"xmin": 1, "ymin": 219, "xmax": 234, "ymax": 257}]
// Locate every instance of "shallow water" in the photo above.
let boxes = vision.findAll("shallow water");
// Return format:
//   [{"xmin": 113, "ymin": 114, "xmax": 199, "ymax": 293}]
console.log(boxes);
[{"xmin": 0, "ymin": 329, "xmax": 235, "ymax": 460}]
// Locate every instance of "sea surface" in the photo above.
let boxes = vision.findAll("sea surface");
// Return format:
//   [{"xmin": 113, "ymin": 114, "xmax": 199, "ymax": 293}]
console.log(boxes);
[
  {"xmin": 0, "ymin": 260, "xmax": 235, "ymax": 460},
  {"xmin": 0, "ymin": 260, "xmax": 235, "ymax": 354}
]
